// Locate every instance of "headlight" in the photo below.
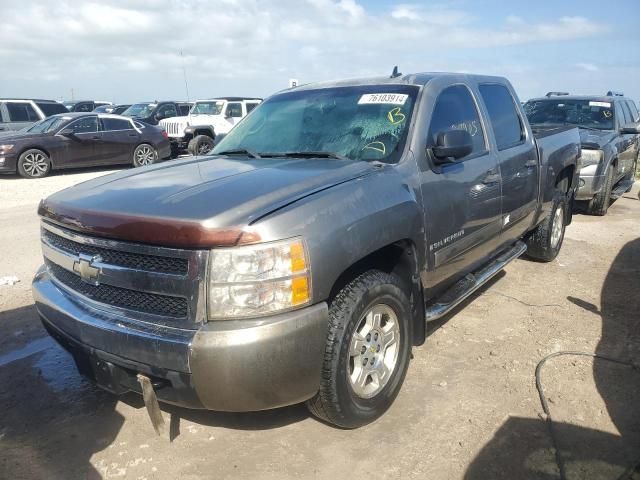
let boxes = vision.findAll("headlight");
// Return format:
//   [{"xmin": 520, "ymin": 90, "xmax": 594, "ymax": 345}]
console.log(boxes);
[
  {"xmin": 0, "ymin": 144, "xmax": 14, "ymax": 151},
  {"xmin": 580, "ymin": 149, "xmax": 603, "ymax": 167},
  {"xmin": 208, "ymin": 237, "xmax": 311, "ymax": 319}
]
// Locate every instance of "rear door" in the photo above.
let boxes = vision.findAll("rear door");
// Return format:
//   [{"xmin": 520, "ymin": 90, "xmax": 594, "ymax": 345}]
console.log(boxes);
[
  {"xmin": 419, "ymin": 83, "xmax": 502, "ymax": 288},
  {"xmin": 478, "ymin": 83, "xmax": 539, "ymax": 242},
  {"xmin": 55, "ymin": 116, "xmax": 100, "ymax": 168},
  {"xmin": 99, "ymin": 117, "xmax": 139, "ymax": 164}
]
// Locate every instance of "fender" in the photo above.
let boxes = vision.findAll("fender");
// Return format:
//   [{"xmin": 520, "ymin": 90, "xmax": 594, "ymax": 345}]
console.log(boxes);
[
  {"xmin": 253, "ymin": 165, "xmax": 425, "ymax": 303},
  {"xmin": 184, "ymin": 125, "xmax": 215, "ymax": 138}
]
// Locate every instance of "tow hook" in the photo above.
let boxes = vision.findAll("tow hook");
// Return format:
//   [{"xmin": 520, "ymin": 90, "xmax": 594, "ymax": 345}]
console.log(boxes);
[{"xmin": 136, "ymin": 373, "xmax": 166, "ymax": 436}]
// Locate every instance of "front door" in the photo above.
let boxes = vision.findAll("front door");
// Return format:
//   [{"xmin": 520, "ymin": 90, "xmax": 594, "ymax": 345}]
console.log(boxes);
[
  {"xmin": 55, "ymin": 116, "xmax": 101, "ymax": 168},
  {"xmin": 479, "ymin": 84, "xmax": 539, "ymax": 242},
  {"xmin": 418, "ymin": 84, "xmax": 502, "ymax": 290},
  {"xmin": 616, "ymin": 101, "xmax": 639, "ymax": 180}
]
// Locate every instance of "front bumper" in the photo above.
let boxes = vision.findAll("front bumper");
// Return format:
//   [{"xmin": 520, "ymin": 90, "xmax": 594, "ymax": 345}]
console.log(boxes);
[
  {"xmin": 0, "ymin": 153, "xmax": 18, "ymax": 173},
  {"xmin": 576, "ymin": 173, "xmax": 606, "ymax": 200},
  {"xmin": 33, "ymin": 267, "xmax": 328, "ymax": 411}
]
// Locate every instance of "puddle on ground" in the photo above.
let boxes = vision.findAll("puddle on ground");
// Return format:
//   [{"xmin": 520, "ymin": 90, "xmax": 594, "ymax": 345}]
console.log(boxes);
[{"xmin": 0, "ymin": 337, "xmax": 54, "ymax": 367}]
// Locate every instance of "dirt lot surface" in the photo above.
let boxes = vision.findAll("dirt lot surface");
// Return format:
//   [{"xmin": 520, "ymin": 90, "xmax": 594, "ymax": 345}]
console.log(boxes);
[{"xmin": 0, "ymin": 167, "xmax": 638, "ymax": 480}]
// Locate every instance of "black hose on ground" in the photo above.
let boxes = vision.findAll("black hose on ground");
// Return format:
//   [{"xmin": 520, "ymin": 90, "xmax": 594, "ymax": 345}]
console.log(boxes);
[{"xmin": 535, "ymin": 351, "xmax": 640, "ymax": 480}]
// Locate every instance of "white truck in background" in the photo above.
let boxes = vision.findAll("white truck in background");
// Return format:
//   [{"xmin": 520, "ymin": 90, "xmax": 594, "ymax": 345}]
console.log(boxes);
[{"xmin": 159, "ymin": 97, "xmax": 262, "ymax": 156}]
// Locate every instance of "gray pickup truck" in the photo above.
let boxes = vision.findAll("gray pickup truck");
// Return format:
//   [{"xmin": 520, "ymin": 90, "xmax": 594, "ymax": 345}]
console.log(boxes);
[{"xmin": 33, "ymin": 72, "xmax": 580, "ymax": 429}]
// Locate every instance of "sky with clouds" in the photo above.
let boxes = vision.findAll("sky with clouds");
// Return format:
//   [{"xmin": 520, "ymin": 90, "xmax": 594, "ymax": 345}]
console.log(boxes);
[{"xmin": 1, "ymin": 0, "xmax": 638, "ymax": 103}]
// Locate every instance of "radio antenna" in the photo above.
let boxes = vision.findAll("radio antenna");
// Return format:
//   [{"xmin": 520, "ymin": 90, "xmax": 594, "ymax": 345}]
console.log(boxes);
[{"xmin": 180, "ymin": 51, "xmax": 190, "ymax": 101}]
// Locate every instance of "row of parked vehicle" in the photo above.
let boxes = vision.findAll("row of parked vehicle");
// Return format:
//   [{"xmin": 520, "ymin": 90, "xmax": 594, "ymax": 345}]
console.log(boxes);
[{"xmin": 1, "ymin": 86, "xmax": 638, "ymax": 217}]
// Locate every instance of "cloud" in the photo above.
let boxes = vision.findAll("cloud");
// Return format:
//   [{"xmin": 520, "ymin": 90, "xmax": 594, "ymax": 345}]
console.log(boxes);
[
  {"xmin": 574, "ymin": 62, "xmax": 600, "ymax": 72},
  {"xmin": 0, "ymin": 0, "xmax": 611, "ymax": 102}
]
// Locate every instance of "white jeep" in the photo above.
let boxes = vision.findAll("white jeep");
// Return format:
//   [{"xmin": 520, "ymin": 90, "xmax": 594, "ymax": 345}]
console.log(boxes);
[{"xmin": 160, "ymin": 97, "xmax": 261, "ymax": 156}]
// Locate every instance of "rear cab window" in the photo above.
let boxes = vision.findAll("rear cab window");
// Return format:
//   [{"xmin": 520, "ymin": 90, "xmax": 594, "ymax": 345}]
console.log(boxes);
[
  {"xmin": 479, "ymin": 84, "xmax": 524, "ymax": 150},
  {"xmin": 427, "ymin": 85, "xmax": 486, "ymax": 157}
]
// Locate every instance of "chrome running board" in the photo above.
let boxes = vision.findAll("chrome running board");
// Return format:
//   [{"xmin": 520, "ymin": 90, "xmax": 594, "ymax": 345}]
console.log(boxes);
[{"xmin": 425, "ymin": 241, "xmax": 527, "ymax": 322}]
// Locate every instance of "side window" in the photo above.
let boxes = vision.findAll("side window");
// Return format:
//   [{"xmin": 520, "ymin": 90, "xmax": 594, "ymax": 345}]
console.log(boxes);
[
  {"xmin": 158, "ymin": 104, "xmax": 177, "ymax": 118},
  {"xmin": 626, "ymin": 100, "xmax": 639, "ymax": 122},
  {"xmin": 69, "ymin": 116, "xmax": 98, "ymax": 134},
  {"xmin": 245, "ymin": 102, "xmax": 259, "ymax": 114},
  {"xmin": 227, "ymin": 102, "xmax": 243, "ymax": 118},
  {"xmin": 620, "ymin": 101, "xmax": 633, "ymax": 125},
  {"xmin": 428, "ymin": 85, "xmax": 486, "ymax": 156},
  {"xmin": 101, "ymin": 118, "xmax": 133, "ymax": 131},
  {"xmin": 479, "ymin": 84, "xmax": 524, "ymax": 150},
  {"xmin": 6, "ymin": 102, "xmax": 40, "ymax": 122},
  {"xmin": 614, "ymin": 102, "xmax": 625, "ymax": 127}
]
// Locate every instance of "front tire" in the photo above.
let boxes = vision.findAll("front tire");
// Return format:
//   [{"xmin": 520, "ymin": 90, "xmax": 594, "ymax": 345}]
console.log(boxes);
[
  {"xmin": 17, "ymin": 149, "xmax": 51, "ymax": 178},
  {"xmin": 133, "ymin": 144, "xmax": 158, "ymax": 167},
  {"xmin": 306, "ymin": 270, "xmax": 412, "ymax": 428},
  {"xmin": 526, "ymin": 189, "xmax": 567, "ymax": 262},
  {"xmin": 587, "ymin": 165, "xmax": 614, "ymax": 216},
  {"xmin": 187, "ymin": 135, "xmax": 215, "ymax": 156}
]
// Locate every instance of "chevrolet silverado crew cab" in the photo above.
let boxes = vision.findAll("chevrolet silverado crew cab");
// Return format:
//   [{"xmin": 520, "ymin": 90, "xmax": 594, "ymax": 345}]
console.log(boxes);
[
  {"xmin": 33, "ymin": 72, "xmax": 580, "ymax": 429},
  {"xmin": 159, "ymin": 97, "xmax": 262, "ymax": 157},
  {"xmin": 525, "ymin": 92, "xmax": 639, "ymax": 215}
]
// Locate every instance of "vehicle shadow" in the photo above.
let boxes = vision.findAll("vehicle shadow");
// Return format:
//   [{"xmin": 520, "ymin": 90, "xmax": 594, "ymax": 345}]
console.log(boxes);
[{"xmin": 464, "ymin": 238, "xmax": 640, "ymax": 479}]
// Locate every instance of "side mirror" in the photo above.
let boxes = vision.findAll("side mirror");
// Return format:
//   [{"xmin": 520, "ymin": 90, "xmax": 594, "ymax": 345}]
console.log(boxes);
[
  {"xmin": 59, "ymin": 128, "xmax": 75, "ymax": 137},
  {"xmin": 154, "ymin": 112, "xmax": 164, "ymax": 121},
  {"xmin": 620, "ymin": 122, "xmax": 640, "ymax": 134},
  {"xmin": 431, "ymin": 130, "xmax": 473, "ymax": 163}
]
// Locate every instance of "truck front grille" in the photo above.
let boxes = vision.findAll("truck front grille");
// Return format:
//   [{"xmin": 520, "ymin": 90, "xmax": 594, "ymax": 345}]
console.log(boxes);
[
  {"xmin": 47, "ymin": 262, "xmax": 188, "ymax": 318},
  {"xmin": 43, "ymin": 229, "xmax": 188, "ymax": 275},
  {"xmin": 40, "ymin": 222, "xmax": 207, "ymax": 328}
]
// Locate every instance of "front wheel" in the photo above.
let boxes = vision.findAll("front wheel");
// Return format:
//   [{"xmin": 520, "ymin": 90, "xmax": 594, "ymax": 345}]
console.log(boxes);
[
  {"xmin": 525, "ymin": 189, "xmax": 567, "ymax": 262},
  {"xmin": 306, "ymin": 270, "xmax": 412, "ymax": 428},
  {"xmin": 587, "ymin": 165, "xmax": 614, "ymax": 216},
  {"xmin": 187, "ymin": 135, "xmax": 215, "ymax": 156},
  {"xmin": 133, "ymin": 144, "xmax": 158, "ymax": 167},
  {"xmin": 18, "ymin": 149, "xmax": 51, "ymax": 178}
]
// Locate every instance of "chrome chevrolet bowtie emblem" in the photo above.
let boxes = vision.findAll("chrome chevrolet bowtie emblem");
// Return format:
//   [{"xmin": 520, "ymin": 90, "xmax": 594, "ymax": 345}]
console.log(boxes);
[{"xmin": 73, "ymin": 254, "xmax": 102, "ymax": 285}]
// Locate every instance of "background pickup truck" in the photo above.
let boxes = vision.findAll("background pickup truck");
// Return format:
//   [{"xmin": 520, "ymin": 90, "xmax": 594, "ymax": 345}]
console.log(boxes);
[
  {"xmin": 33, "ymin": 71, "xmax": 580, "ymax": 430},
  {"xmin": 159, "ymin": 97, "xmax": 262, "ymax": 156},
  {"xmin": 525, "ymin": 92, "xmax": 639, "ymax": 215},
  {"xmin": 121, "ymin": 101, "xmax": 193, "ymax": 126}
]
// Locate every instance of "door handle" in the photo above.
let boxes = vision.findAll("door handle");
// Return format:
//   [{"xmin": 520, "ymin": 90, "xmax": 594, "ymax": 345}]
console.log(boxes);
[
  {"xmin": 525, "ymin": 159, "xmax": 538, "ymax": 168},
  {"xmin": 482, "ymin": 169, "xmax": 500, "ymax": 184}
]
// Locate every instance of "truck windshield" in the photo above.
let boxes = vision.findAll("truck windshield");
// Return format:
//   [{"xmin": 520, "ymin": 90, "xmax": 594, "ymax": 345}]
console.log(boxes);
[
  {"xmin": 524, "ymin": 99, "xmax": 615, "ymax": 131},
  {"xmin": 191, "ymin": 102, "xmax": 224, "ymax": 115},
  {"xmin": 213, "ymin": 85, "xmax": 419, "ymax": 163},
  {"xmin": 27, "ymin": 116, "xmax": 69, "ymax": 133},
  {"xmin": 122, "ymin": 103, "xmax": 157, "ymax": 118}
]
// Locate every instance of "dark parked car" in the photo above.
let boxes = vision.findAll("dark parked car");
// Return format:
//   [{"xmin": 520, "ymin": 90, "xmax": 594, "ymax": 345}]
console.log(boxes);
[
  {"xmin": 63, "ymin": 100, "xmax": 113, "ymax": 113},
  {"xmin": 0, "ymin": 113, "xmax": 171, "ymax": 178},
  {"xmin": 33, "ymin": 71, "xmax": 580, "ymax": 428},
  {"xmin": 524, "ymin": 92, "xmax": 639, "ymax": 215},
  {"xmin": 121, "ymin": 101, "xmax": 192, "ymax": 125},
  {"xmin": 0, "ymin": 99, "xmax": 68, "ymax": 131},
  {"xmin": 94, "ymin": 104, "xmax": 131, "ymax": 115}
]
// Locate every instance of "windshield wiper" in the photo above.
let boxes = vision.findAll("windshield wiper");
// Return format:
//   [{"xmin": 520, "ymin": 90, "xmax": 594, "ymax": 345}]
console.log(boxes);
[
  {"xmin": 261, "ymin": 151, "xmax": 348, "ymax": 160},
  {"xmin": 215, "ymin": 148, "xmax": 261, "ymax": 158}
]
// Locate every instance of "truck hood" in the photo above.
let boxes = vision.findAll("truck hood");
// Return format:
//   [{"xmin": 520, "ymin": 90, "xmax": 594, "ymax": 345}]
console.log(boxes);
[
  {"xmin": 579, "ymin": 129, "xmax": 617, "ymax": 150},
  {"xmin": 39, "ymin": 155, "xmax": 377, "ymax": 248}
]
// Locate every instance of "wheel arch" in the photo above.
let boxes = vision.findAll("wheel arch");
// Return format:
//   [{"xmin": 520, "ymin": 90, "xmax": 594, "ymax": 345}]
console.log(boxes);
[{"xmin": 328, "ymin": 240, "xmax": 425, "ymax": 347}]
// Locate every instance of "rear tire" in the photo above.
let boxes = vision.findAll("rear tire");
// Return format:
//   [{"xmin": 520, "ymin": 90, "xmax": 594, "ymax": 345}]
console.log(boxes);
[
  {"xmin": 525, "ymin": 189, "xmax": 567, "ymax": 262},
  {"xmin": 133, "ymin": 144, "xmax": 158, "ymax": 167},
  {"xmin": 17, "ymin": 149, "xmax": 51, "ymax": 178},
  {"xmin": 306, "ymin": 270, "xmax": 412, "ymax": 428},
  {"xmin": 587, "ymin": 165, "xmax": 614, "ymax": 216},
  {"xmin": 187, "ymin": 135, "xmax": 215, "ymax": 156}
]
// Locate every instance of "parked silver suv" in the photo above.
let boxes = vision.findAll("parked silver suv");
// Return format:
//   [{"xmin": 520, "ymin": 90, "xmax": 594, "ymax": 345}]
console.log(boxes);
[{"xmin": 0, "ymin": 99, "xmax": 68, "ymax": 132}]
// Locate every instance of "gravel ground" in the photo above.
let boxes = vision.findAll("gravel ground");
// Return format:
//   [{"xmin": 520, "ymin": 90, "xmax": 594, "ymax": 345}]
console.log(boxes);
[{"xmin": 0, "ymin": 167, "xmax": 638, "ymax": 480}]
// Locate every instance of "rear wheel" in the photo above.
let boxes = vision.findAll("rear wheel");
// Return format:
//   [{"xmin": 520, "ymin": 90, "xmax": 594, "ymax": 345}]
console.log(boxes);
[
  {"xmin": 18, "ymin": 149, "xmax": 51, "ymax": 178},
  {"xmin": 133, "ymin": 144, "xmax": 157, "ymax": 167},
  {"xmin": 526, "ymin": 189, "xmax": 567, "ymax": 262},
  {"xmin": 306, "ymin": 270, "xmax": 412, "ymax": 428},
  {"xmin": 587, "ymin": 165, "xmax": 614, "ymax": 216},
  {"xmin": 187, "ymin": 135, "xmax": 215, "ymax": 156}
]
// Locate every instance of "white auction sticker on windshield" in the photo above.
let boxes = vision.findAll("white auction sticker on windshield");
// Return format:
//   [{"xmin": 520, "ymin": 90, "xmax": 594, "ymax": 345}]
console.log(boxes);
[
  {"xmin": 589, "ymin": 101, "xmax": 611, "ymax": 108},
  {"xmin": 358, "ymin": 93, "xmax": 408, "ymax": 105}
]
